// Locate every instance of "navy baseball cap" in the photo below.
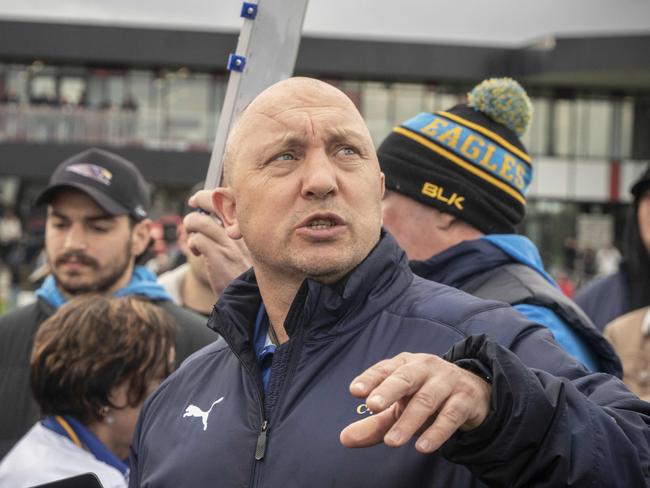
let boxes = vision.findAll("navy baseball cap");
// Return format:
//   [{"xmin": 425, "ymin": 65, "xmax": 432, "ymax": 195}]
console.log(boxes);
[{"xmin": 35, "ymin": 148, "xmax": 150, "ymax": 221}]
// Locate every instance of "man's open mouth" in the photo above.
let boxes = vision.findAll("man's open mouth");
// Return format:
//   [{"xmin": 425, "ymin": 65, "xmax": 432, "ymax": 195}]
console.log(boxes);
[{"xmin": 307, "ymin": 218, "xmax": 337, "ymax": 230}]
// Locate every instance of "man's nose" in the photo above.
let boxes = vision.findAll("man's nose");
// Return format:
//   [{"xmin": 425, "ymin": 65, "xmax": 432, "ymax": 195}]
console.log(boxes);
[
  {"xmin": 301, "ymin": 151, "xmax": 339, "ymax": 199},
  {"xmin": 63, "ymin": 224, "xmax": 87, "ymax": 250}
]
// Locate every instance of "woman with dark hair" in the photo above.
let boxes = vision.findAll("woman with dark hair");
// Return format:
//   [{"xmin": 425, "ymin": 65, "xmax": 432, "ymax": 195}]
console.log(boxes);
[
  {"xmin": 575, "ymin": 167, "xmax": 650, "ymax": 330},
  {"xmin": 0, "ymin": 295, "xmax": 175, "ymax": 487}
]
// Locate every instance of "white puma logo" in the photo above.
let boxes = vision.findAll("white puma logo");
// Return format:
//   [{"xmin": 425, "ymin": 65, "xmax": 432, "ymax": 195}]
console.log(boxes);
[{"xmin": 182, "ymin": 397, "xmax": 224, "ymax": 431}]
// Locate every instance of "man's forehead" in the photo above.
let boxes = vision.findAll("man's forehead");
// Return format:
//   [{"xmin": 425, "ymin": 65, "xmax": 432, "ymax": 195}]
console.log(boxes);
[
  {"xmin": 47, "ymin": 190, "xmax": 114, "ymax": 219},
  {"xmin": 237, "ymin": 100, "xmax": 368, "ymax": 142}
]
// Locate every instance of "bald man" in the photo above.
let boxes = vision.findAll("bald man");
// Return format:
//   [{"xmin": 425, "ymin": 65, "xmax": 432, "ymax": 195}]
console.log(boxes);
[{"xmin": 130, "ymin": 78, "xmax": 650, "ymax": 487}]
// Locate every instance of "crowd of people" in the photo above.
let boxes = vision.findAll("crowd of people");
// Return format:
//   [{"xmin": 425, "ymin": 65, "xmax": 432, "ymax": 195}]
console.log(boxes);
[{"xmin": 0, "ymin": 76, "xmax": 649, "ymax": 487}]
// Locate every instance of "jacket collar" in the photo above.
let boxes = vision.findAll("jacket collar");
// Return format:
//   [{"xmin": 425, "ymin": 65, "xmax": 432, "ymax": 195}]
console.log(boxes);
[
  {"xmin": 410, "ymin": 238, "xmax": 512, "ymax": 287},
  {"xmin": 209, "ymin": 230, "xmax": 413, "ymax": 355}
]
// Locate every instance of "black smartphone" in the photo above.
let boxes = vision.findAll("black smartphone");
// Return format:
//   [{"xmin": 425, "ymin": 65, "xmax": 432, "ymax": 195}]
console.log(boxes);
[{"xmin": 29, "ymin": 472, "xmax": 105, "ymax": 488}]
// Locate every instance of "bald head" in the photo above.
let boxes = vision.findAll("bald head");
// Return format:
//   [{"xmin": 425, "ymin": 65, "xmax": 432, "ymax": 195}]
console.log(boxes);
[{"xmin": 222, "ymin": 77, "xmax": 371, "ymax": 186}]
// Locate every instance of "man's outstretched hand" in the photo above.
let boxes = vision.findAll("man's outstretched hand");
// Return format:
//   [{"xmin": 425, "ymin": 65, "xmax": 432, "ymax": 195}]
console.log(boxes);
[{"xmin": 340, "ymin": 352, "xmax": 491, "ymax": 454}]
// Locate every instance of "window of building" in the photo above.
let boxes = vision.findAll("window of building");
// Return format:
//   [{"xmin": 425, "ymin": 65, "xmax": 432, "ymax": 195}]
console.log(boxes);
[
  {"xmin": 391, "ymin": 83, "xmax": 426, "ymax": 125},
  {"xmin": 620, "ymin": 97, "xmax": 634, "ymax": 159},
  {"xmin": 163, "ymin": 71, "xmax": 211, "ymax": 148},
  {"xmin": 577, "ymin": 98, "xmax": 611, "ymax": 158},
  {"xmin": 361, "ymin": 82, "xmax": 391, "ymax": 145},
  {"xmin": 521, "ymin": 97, "xmax": 549, "ymax": 157},
  {"xmin": 553, "ymin": 99, "xmax": 577, "ymax": 157}
]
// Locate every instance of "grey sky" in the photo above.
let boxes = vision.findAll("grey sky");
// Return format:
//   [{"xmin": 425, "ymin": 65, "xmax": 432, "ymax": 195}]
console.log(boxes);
[{"xmin": 0, "ymin": 0, "xmax": 649, "ymax": 46}]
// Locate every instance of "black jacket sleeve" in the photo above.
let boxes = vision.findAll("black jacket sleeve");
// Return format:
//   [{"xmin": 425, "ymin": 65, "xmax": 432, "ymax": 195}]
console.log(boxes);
[{"xmin": 442, "ymin": 333, "xmax": 650, "ymax": 487}]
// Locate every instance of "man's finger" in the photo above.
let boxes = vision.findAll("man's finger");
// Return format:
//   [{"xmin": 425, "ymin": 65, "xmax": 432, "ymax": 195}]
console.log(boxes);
[
  {"xmin": 364, "ymin": 359, "xmax": 441, "ymax": 414},
  {"xmin": 349, "ymin": 354, "xmax": 411, "ymax": 398},
  {"xmin": 186, "ymin": 232, "xmax": 214, "ymax": 258},
  {"xmin": 414, "ymin": 396, "xmax": 471, "ymax": 454},
  {"xmin": 340, "ymin": 403, "xmax": 400, "ymax": 448},
  {"xmin": 381, "ymin": 376, "xmax": 453, "ymax": 448},
  {"xmin": 183, "ymin": 212, "xmax": 231, "ymax": 245},
  {"xmin": 187, "ymin": 189, "xmax": 213, "ymax": 213}
]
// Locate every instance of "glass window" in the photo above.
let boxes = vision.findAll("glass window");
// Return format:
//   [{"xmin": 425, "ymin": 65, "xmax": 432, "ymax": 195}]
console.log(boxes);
[
  {"xmin": 86, "ymin": 75, "xmax": 104, "ymax": 108},
  {"xmin": 127, "ymin": 70, "xmax": 153, "ymax": 111},
  {"xmin": 391, "ymin": 83, "xmax": 426, "ymax": 124},
  {"xmin": 2, "ymin": 64, "xmax": 28, "ymax": 103},
  {"xmin": 521, "ymin": 97, "xmax": 549, "ymax": 157},
  {"xmin": 106, "ymin": 75, "xmax": 125, "ymax": 108},
  {"xmin": 433, "ymin": 92, "xmax": 464, "ymax": 113},
  {"xmin": 553, "ymin": 99, "xmax": 576, "ymax": 157},
  {"xmin": 60, "ymin": 77, "xmax": 85, "ymax": 105},
  {"xmin": 30, "ymin": 74, "xmax": 57, "ymax": 105},
  {"xmin": 205, "ymin": 74, "xmax": 227, "ymax": 147},
  {"xmin": 620, "ymin": 97, "xmax": 634, "ymax": 159},
  {"xmin": 421, "ymin": 84, "xmax": 438, "ymax": 113},
  {"xmin": 164, "ymin": 71, "xmax": 211, "ymax": 147},
  {"xmin": 361, "ymin": 82, "xmax": 391, "ymax": 145},
  {"xmin": 577, "ymin": 98, "xmax": 611, "ymax": 157}
]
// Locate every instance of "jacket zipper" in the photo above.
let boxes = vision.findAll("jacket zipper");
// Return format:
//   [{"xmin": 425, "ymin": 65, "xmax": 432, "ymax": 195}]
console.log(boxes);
[
  {"xmin": 215, "ymin": 333, "xmax": 269, "ymax": 472},
  {"xmin": 217, "ymin": 297, "xmax": 307, "ymax": 485},
  {"xmin": 255, "ymin": 420, "xmax": 269, "ymax": 460}
]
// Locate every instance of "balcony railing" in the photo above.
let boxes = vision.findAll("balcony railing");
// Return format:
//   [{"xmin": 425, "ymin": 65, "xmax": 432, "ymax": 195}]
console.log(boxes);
[{"xmin": 0, "ymin": 104, "xmax": 215, "ymax": 152}]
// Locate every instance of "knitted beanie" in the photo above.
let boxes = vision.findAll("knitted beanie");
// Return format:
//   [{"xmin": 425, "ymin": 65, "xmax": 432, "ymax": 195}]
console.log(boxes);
[{"xmin": 378, "ymin": 78, "xmax": 533, "ymax": 234}]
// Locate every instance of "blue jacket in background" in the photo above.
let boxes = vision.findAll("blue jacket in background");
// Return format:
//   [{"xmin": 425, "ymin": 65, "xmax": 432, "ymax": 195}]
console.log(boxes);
[
  {"xmin": 575, "ymin": 267, "xmax": 630, "ymax": 331},
  {"xmin": 130, "ymin": 233, "xmax": 649, "ymax": 488},
  {"xmin": 410, "ymin": 235, "xmax": 618, "ymax": 374}
]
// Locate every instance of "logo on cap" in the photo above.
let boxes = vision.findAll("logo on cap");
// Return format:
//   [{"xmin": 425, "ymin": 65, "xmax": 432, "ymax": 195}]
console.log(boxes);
[
  {"xmin": 133, "ymin": 205, "xmax": 147, "ymax": 219},
  {"xmin": 66, "ymin": 164, "xmax": 113, "ymax": 186}
]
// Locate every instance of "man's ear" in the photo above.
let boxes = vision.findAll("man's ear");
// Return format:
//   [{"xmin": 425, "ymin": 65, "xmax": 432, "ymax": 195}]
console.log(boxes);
[
  {"xmin": 131, "ymin": 219, "xmax": 152, "ymax": 257},
  {"xmin": 212, "ymin": 188, "xmax": 242, "ymax": 239},
  {"xmin": 434, "ymin": 210, "xmax": 456, "ymax": 230}
]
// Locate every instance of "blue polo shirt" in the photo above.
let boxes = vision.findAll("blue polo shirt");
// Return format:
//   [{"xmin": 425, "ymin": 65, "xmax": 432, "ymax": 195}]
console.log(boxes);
[{"xmin": 253, "ymin": 303, "xmax": 277, "ymax": 392}]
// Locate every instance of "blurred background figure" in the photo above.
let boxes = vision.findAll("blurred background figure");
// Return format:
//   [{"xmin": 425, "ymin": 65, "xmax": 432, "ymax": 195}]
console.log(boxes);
[
  {"xmin": 146, "ymin": 214, "xmax": 183, "ymax": 276},
  {"xmin": 0, "ymin": 206, "xmax": 23, "ymax": 310},
  {"xmin": 0, "ymin": 206, "xmax": 22, "ymax": 267},
  {"xmin": 157, "ymin": 183, "xmax": 251, "ymax": 317},
  {"xmin": 554, "ymin": 269, "xmax": 576, "ymax": 298},
  {"xmin": 576, "ymin": 167, "xmax": 650, "ymax": 331},
  {"xmin": 0, "ymin": 294, "xmax": 175, "ymax": 487},
  {"xmin": 596, "ymin": 243, "xmax": 622, "ymax": 277},
  {"xmin": 604, "ymin": 307, "xmax": 650, "ymax": 402}
]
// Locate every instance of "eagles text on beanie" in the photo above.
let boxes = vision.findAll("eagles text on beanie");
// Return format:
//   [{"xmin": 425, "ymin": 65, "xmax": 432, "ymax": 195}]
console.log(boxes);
[{"xmin": 378, "ymin": 78, "xmax": 533, "ymax": 234}]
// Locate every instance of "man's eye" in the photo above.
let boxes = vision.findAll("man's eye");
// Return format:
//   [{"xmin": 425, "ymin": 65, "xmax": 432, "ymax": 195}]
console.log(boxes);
[
  {"xmin": 90, "ymin": 225, "xmax": 110, "ymax": 233},
  {"xmin": 275, "ymin": 153, "xmax": 295, "ymax": 161},
  {"xmin": 52, "ymin": 221, "xmax": 68, "ymax": 229},
  {"xmin": 338, "ymin": 147, "xmax": 359, "ymax": 157}
]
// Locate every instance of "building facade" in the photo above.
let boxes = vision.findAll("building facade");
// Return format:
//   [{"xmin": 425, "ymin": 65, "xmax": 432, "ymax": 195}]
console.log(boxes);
[{"xmin": 1, "ymin": 19, "xmax": 649, "ymax": 276}]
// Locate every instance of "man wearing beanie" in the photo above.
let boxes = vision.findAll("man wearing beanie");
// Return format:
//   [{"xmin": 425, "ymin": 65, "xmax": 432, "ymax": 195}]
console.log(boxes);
[
  {"xmin": 0, "ymin": 148, "xmax": 217, "ymax": 459},
  {"xmin": 378, "ymin": 78, "xmax": 620, "ymax": 376}
]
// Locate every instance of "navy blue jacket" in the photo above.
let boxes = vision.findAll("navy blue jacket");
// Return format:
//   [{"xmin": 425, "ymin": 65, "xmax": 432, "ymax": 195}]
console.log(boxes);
[
  {"xmin": 410, "ymin": 235, "xmax": 620, "ymax": 374},
  {"xmin": 575, "ymin": 268, "xmax": 630, "ymax": 331},
  {"xmin": 130, "ymin": 233, "xmax": 650, "ymax": 487}
]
